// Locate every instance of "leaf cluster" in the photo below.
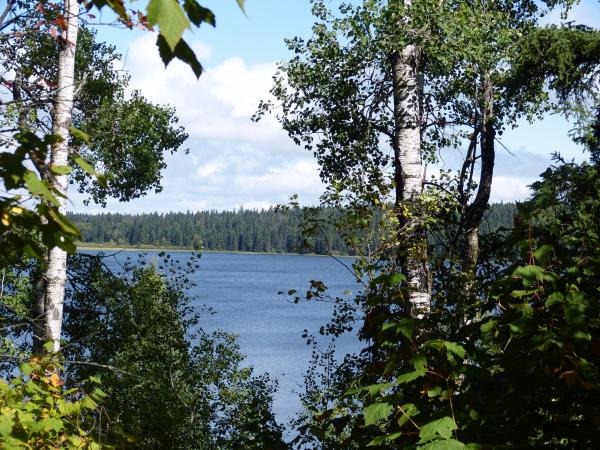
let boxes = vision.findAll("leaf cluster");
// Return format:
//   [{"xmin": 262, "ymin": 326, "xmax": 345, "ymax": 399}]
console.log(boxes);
[{"xmin": 0, "ymin": 356, "xmax": 118, "ymax": 449}]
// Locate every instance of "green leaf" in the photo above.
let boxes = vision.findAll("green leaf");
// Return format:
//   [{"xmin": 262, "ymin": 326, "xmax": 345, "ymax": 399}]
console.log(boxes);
[
  {"xmin": 419, "ymin": 439, "xmax": 465, "ymax": 449},
  {"xmin": 19, "ymin": 363, "xmax": 32, "ymax": 376},
  {"xmin": 418, "ymin": 417, "xmax": 457, "ymax": 443},
  {"xmin": 396, "ymin": 368, "xmax": 426, "ymax": 384},
  {"xmin": 427, "ymin": 386, "xmax": 442, "ymax": 398},
  {"xmin": 381, "ymin": 319, "xmax": 416, "ymax": 339},
  {"xmin": 69, "ymin": 126, "xmax": 90, "ymax": 143},
  {"xmin": 73, "ymin": 156, "xmax": 95, "ymax": 176},
  {"xmin": 533, "ymin": 244, "xmax": 554, "ymax": 265},
  {"xmin": 469, "ymin": 409, "xmax": 479, "ymax": 420},
  {"xmin": 367, "ymin": 432, "xmax": 402, "ymax": 446},
  {"xmin": 23, "ymin": 172, "xmax": 59, "ymax": 206},
  {"xmin": 444, "ymin": 341, "xmax": 466, "ymax": 360},
  {"xmin": 46, "ymin": 208, "xmax": 80, "ymax": 236},
  {"xmin": 388, "ymin": 273, "xmax": 406, "ymax": 286},
  {"xmin": 513, "ymin": 265, "xmax": 545, "ymax": 287},
  {"xmin": 183, "ymin": 0, "xmax": 215, "ymax": 26},
  {"xmin": 346, "ymin": 382, "xmax": 394, "ymax": 397},
  {"xmin": 80, "ymin": 396, "xmax": 98, "ymax": 410},
  {"xmin": 363, "ymin": 402, "xmax": 393, "ymax": 426},
  {"xmin": 43, "ymin": 341, "xmax": 54, "ymax": 352},
  {"xmin": 372, "ymin": 272, "xmax": 406, "ymax": 288},
  {"xmin": 157, "ymin": 35, "xmax": 203, "ymax": 78},
  {"xmin": 396, "ymin": 355, "xmax": 427, "ymax": 384},
  {"xmin": 480, "ymin": 319, "xmax": 497, "ymax": 334},
  {"xmin": 43, "ymin": 417, "xmax": 64, "ymax": 433},
  {"xmin": 92, "ymin": 387, "xmax": 108, "ymax": 399},
  {"xmin": 397, "ymin": 403, "xmax": 418, "ymax": 428},
  {"xmin": 50, "ymin": 165, "xmax": 72, "ymax": 175},
  {"xmin": 0, "ymin": 414, "xmax": 13, "ymax": 437},
  {"xmin": 147, "ymin": 0, "xmax": 191, "ymax": 51},
  {"xmin": 73, "ymin": 156, "xmax": 107, "ymax": 189}
]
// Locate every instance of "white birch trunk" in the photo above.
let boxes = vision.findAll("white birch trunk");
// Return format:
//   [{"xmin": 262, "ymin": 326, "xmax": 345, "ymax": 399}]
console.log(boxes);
[
  {"xmin": 392, "ymin": 0, "xmax": 430, "ymax": 316},
  {"xmin": 44, "ymin": 0, "xmax": 79, "ymax": 353}
]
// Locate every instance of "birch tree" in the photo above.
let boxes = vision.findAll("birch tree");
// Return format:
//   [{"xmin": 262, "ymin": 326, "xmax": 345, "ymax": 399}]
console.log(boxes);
[
  {"xmin": 256, "ymin": 0, "xmax": 445, "ymax": 316},
  {"xmin": 390, "ymin": 0, "xmax": 429, "ymax": 314},
  {"xmin": 42, "ymin": 0, "xmax": 79, "ymax": 352},
  {"xmin": 430, "ymin": 2, "xmax": 592, "ymax": 301},
  {"xmin": 1, "ymin": 26, "xmax": 189, "ymax": 353}
]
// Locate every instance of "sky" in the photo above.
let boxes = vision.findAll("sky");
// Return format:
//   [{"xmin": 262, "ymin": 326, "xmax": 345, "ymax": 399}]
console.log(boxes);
[{"xmin": 71, "ymin": 0, "xmax": 600, "ymax": 214}]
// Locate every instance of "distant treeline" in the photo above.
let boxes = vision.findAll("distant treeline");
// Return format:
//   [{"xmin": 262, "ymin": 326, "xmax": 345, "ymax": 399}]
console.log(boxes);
[{"xmin": 70, "ymin": 203, "xmax": 516, "ymax": 254}]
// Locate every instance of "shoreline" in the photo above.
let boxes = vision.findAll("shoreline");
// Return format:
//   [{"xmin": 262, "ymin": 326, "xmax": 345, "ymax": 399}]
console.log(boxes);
[{"xmin": 77, "ymin": 243, "xmax": 352, "ymax": 258}]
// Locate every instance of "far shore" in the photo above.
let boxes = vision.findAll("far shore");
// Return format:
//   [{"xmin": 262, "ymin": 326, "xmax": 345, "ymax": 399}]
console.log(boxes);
[{"xmin": 77, "ymin": 243, "xmax": 353, "ymax": 258}]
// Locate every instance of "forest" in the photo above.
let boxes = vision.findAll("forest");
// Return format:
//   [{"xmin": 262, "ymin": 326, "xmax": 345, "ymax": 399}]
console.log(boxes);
[
  {"xmin": 0, "ymin": 0, "xmax": 599, "ymax": 449},
  {"xmin": 69, "ymin": 203, "xmax": 516, "ymax": 253}
]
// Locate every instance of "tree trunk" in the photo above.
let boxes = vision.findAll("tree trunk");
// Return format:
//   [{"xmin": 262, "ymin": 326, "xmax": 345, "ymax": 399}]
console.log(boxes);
[
  {"xmin": 32, "ymin": 271, "xmax": 47, "ymax": 353},
  {"xmin": 391, "ymin": 24, "xmax": 430, "ymax": 316},
  {"xmin": 460, "ymin": 74, "xmax": 495, "ymax": 310},
  {"xmin": 43, "ymin": 0, "xmax": 79, "ymax": 353},
  {"xmin": 463, "ymin": 75, "xmax": 495, "ymax": 273}
]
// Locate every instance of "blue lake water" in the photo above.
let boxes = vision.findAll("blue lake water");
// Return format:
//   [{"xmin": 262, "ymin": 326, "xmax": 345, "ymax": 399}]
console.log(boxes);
[{"xmin": 89, "ymin": 250, "xmax": 361, "ymax": 426}]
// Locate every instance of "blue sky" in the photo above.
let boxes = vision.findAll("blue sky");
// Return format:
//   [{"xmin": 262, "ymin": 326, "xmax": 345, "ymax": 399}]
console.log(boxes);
[{"xmin": 73, "ymin": 0, "xmax": 600, "ymax": 213}]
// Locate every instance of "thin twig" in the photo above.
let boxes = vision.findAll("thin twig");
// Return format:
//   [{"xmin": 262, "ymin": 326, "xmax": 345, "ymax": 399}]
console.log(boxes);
[
  {"xmin": 397, "ymin": 403, "xmax": 420, "ymax": 430},
  {"xmin": 328, "ymin": 252, "xmax": 367, "ymax": 288}
]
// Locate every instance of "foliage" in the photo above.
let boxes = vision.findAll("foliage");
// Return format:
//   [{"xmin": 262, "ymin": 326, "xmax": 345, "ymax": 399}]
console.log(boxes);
[
  {"xmin": 254, "ymin": 0, "xmax": 562, "ymax": 199},
  {"xmin": 6, "ymin": 22, "xmax": 190, "ymax": 206},
  {"xmin": 0, "ymin": 356, "xmax": 117, "ymax": 449},
  {"xmin": 291, "ymin": 148, "xmax": 600, "ymax": 448},
  {"xmin": 507, "ymin": 24, "xmax": 600, "ymax": 107},
  {"xmin": 59, "ymin": 253, "xmax": 287, "ymax": 449},
  {"xmin": 0, "ymin": 0, "xmax": 237, "ymax": 267},
  {"xmin": 0, "ymin": 19, "xmax": 189, "ymax": 267},
  {"xmin": 72, "ymin": 89, "xmax": 188, "ymax": 206},
  {"xmin": 270, "ymin": 2, "xmax": 600, "ymax": 447},
  {"xmin": 471, "ymin": 154, "xmax": 600, "ymax": 447},
  {"xmin": 0, "ymin": 133, "xmax": 80, "ymax": 266}
]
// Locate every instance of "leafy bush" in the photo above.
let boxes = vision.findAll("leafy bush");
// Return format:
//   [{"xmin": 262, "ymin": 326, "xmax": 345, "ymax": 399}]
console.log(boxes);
[{"xmin": 0, "ymin": 357, "xmax": 116, "ymax": 449}]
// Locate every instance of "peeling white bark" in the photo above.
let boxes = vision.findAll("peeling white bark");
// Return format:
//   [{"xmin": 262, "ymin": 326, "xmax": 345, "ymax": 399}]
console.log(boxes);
[
  {"xmin": 392, "ymin": 1, "xmax": 430, "ymax": 316},
  {"xmin": 44, "ymin": 0, "xmax": 79, "ymax": 353}
]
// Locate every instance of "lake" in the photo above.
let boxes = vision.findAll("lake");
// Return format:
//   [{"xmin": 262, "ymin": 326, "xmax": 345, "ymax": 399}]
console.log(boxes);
[{"xmin": 90, "ymin": 250, "xmax": 362, "ymax": 427}]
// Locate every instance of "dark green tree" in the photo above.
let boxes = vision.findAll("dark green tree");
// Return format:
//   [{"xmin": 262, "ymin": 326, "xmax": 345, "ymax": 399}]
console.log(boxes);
[{"xmin": 61, "ymin": 253, "xmax": 288, "ymax": 449}]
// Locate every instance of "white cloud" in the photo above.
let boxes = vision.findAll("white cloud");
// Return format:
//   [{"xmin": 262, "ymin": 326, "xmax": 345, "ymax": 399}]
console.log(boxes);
[
  {"xmin": 196, "ymin": 161, "xmax": 224, "ymax": 177},
  {"xmin": 232, "ymin": 159, "xmax": 322, "ymax": 195},
  {"xmin": 71, "ymin": 144, "xmax": 325, "ymax": 213},
  {"xmin": 125, "ymin": 33, "xmax": 292, "ymax": 153},
  {"xmin": 190, "ymin": 41, "xmax": 213, "ymax": 61},
  {"xmin": 491, "ymin": 175, "xmax": 534, "ymax": 203}
]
